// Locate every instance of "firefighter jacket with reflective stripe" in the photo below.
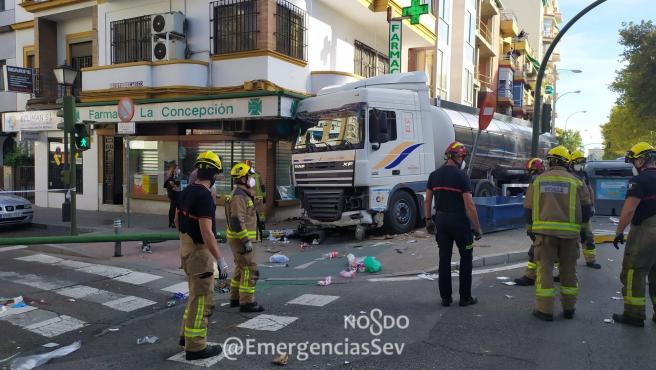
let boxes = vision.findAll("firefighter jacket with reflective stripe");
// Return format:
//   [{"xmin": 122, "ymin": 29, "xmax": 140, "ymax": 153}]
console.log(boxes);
[
  {"xmin": 225, "ymin": 185, "xmax": 257, "ymax": 242},
  {"xmin": 524, "ymin": 166, "xmax": 592, "ymax": 239}
]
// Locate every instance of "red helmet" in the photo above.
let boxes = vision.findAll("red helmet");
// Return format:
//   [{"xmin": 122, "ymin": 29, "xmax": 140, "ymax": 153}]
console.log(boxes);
[
  {"xmin": 526, "ymin": 158, "xmax": 545, "ymax": 174},
  {"xmin": 444, "ymin": 141, "xmax": 469, "ymax": 160}
]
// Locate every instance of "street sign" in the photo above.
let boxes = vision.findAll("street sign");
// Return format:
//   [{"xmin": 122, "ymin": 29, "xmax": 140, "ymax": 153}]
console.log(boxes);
[
  {"xmin": 117, "ymin": 121, "xmax": 135, "ymax": 135},
  {"xmin": 389, "ymin": 20, "xmax": 402, "ymax": 74},
  {"xmin": 402, "ymin": 0, "xmax": 429, "ymax": 25},
  {"xmin": 117, "ymin": 97, "xmax": 135, "ymax": 123},
  {"xmin": 478, "ymin": 91, "xmax": 496, "ymax": 131},
  {"xmin": 1, "ymin": 66, "xmax": 34, "ymax": 93}
]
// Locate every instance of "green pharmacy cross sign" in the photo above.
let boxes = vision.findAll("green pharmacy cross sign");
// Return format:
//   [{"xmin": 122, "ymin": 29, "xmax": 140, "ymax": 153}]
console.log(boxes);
[{"xmin": 402, "ymin": 0, "xmax": 429, "ymax": 25}]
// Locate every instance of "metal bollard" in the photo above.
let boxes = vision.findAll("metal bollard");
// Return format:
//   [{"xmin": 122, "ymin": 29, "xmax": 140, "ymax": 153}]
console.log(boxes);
[{"xmin": 113, "ymin": 219, "xmax": 122, "ymax": 257}]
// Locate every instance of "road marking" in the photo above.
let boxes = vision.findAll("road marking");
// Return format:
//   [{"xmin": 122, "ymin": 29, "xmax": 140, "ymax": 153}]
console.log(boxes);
[
  {"xmin": 294, "ymin": 260, "xmax": 319, "ymax": 270},
  {"xmin": 167, "ymin": 342, "xmax": 226, "ymax": 367},
  {"xmin": 0, "ymin": 271, "xmax": 74, "ymax": 290},
  {"xmin": 0, "ymin": 245, "xmax": 27, "ymax": 252},
  {"xmin": 15, "ymin": 254, "xmax": 63, "ymax": 264},
  {"xmin": 56, "ymin": 260, "xmax": 94, "ymax": 269},
  {"xmin": 287, "ymin": 294, "xmax": 339, "ymax": 307},
  {"xmin": 23, "ymin": 315, "xmax": 86, "ymax": 337},
  {"xmin": 237, "ymin": 314, "xmax": 298, "ymax": 331},
  {"xmin": 367, "ymin": 263, "xmax": 526, "ymax": 283},
  {"xmin": 162, "ymin": 282, "xmax": 189, "ymax": 294},
  {"xmin": 0, "ymin": 305, "xmax": 37, "ymax": 319},
  {"xmin": 77, "ymin": 264, "xmax": 132, "ymax": 278},
  {"xmin": 113, "ymin": 271, "xmax": 162, "ymax": 285},
  {"xmin": 102, "ymin": 296, "xmax": 156, "ymax": 312},
  {"xmin": 55, "ymin": 285, "xmax": 102, "ymax": 299}
]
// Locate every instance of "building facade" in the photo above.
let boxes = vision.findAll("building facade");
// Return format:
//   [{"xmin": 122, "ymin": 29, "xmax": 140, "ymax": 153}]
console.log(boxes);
[{"xmin": 0, "ymin": 0, "xmax": 437, "ymax": 218}]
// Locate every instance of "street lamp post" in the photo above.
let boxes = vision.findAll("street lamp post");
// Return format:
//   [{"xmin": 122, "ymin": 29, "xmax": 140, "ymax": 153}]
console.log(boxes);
[
  {"xmin": 564, "ymin": 110, "xmax": 587, "ymax": 131},
  {"xmin": 552, "ymin": 90, "xmax": 581, "ymax": 129},
  {"xmin": 53, "ymin": 65, "xmax": 79, "ymax": 235}
]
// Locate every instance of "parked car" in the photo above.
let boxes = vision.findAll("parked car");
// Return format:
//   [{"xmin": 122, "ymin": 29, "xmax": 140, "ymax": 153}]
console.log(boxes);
[{"xmin": 0, "ymin": 189, "xmax": 34, "ymax": 225}]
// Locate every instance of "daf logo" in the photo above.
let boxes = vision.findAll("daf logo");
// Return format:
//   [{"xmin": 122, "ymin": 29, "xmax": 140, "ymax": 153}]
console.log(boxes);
[
  {"xmin": 294, "ymin": 164, "xmax": 306, "ymax": 169},
  {"xmin": 342, "ymin": 162, "xmax": 353, "ymax": 167}
]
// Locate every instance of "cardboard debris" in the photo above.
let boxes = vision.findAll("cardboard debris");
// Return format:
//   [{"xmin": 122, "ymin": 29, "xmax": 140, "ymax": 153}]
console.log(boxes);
[{"xmin": 272, "ymin": 353, "xmax": 289, "ymax": 366}]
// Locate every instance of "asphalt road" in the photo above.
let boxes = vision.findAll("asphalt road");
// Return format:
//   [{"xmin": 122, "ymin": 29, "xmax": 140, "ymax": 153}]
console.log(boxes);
[{"xmin": 0, "ymin": 243, "xmax": 654, "ymax": 370}]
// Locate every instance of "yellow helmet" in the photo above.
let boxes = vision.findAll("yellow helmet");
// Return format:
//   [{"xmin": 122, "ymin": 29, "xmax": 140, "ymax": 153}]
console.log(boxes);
[
  {"xmin": 547, "ymin": 145, "xmax": 571, "ymax": 163},
  {"xmin": 195, "ymin": 151, "xmax": 223, "ymax": 172},
  {"xmin": 230, "ymin": 162, "xmax": 254, "ymax": 179},
  {"xmin": 625, "ymin": 142, "xmax": 655, "ymax": 163},
  {"xmin": 570, "ymin": 150, "xmax": 586, "ymax": 164}
]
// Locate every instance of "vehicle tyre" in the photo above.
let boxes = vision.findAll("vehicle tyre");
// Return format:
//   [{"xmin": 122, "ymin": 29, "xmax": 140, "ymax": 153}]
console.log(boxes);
[
  {"xmin": 384, "ymin": 191, "xmax": 417, "ymax": 235},
  {"xmin": 474, "ymin": 180, "xmax": 497, "ymax": 197}
]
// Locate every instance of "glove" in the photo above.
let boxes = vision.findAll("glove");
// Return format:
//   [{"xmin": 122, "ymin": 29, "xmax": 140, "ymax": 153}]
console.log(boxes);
[
  {"xmin": 242, "ymin": 240, "xmax": 254, "ymax": 254},
  {"xmin": 612, "ymin": 233, "xmax": 625, "ymax": 250},
  {"xmin": 217, "ymin": 257, "xmax": 229, "ymax": 280},
  {"xmin": 527, "ymin": 230, "xmax": 536, "ymax": 242},
  {"xmin": 473, "ymin": 229, "xmax": 483, "ymax": 241},
  {"xmin": 425, "ymin": 219, "xmax": 436, "ymax": 234}
]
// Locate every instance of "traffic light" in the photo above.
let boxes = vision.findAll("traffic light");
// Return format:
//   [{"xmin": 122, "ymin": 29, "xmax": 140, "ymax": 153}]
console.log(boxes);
[
  {"xmin": 541, "ymin": 103, "xmax": 552, "ymax": 134},
  {"xmin": 73, "ymin": 123, "xmax": 90, "ymax": 151}
]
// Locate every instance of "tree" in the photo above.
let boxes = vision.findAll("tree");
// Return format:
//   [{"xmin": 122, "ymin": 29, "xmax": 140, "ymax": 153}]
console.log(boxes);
[
  {"xmin": 610, "ymin": 21, "xmax": 656, "ymax": 119},
  {"xmin": 601, "ymin": 103, "xmax": 656, "ymax": 159},
  {"xmin": 555, "ymin": 128, "xmax": 583, "ymax": 153}
]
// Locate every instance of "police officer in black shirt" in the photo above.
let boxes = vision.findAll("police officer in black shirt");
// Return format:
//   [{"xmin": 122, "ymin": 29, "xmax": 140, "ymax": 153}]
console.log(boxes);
[
  {"xmin": 612, "ymin": 142, "xmax": 656, "ymax": 327},
  {"xmin": 175, "ymin": 151, "xmax": 229, "ymax": 360},
  {"xmin": 424, "ymin": 141, "xmax": 483, "ymax": 307}
]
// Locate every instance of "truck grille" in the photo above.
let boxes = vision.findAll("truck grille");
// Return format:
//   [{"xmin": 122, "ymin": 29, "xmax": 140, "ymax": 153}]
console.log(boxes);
[
  {"xmin": 303, "ymin": 189, "xmax": 344, "ymax": 222},
  {"xmin": 294, "ymin": 161, "xmax": 354, "ymax": 187}
]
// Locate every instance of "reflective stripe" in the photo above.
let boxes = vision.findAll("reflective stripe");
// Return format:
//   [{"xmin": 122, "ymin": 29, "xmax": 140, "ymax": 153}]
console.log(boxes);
[
  {"xmin": 194, "ymin": 296, "xmax": 204, "ymax": 330},
  {"xmin": 432, "ymin": 186, "xmax": 463, "ymax": 193},
  {"xmin": 466, "ymin": 243, "xmax": 474, "ymax": 250},
  {"xmin": 533, "ymin": 221, "xmax": 581, "ymax": 232},
  {"xmin": 538, "ymin": 176, "xmax": 582, "ymax": 187},
  {"xmin": 184, "ymin": 327, "xmax": 207, "ymax": 337},
  {"xmin": 527, "ymin": 262, "xmax": 537, "ymax": 270},
  {"xmin": 230, "ymin": 279, "xmax": 240, "ymax": 288},
  {"xmin": 583, "ymin": 248, "xmax": 596, "ymax": 256},
  {"xmin": 239, "ymin": 287, "xmax": 256, "ymax": 293},
  {"xmin": 227, "ymin": 229, "xmax": 256, "ymax": 240},
  {"xmin": 247, "ymin": 200, "xmax": 254, "ymax": 207},
  {"xmin": 625, "ymin": 269, "xmax": 646, "ymax": 306},
  {"xmin": 568, "ymin": 181, "xmax": 576, "ymax": 223},
  {"xmin": 536, "ymin": 288, "xmax": 556, "ymax": 297},
  {"xmin": 560, "ymin": 285, "xmax": 579, "ymax": 296}
]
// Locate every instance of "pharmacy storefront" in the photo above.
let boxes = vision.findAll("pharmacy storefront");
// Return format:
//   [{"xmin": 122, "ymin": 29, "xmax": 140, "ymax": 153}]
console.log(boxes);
[{"xmin": 15, "ymin": 92, "xmax": 301, "ymax": 216}]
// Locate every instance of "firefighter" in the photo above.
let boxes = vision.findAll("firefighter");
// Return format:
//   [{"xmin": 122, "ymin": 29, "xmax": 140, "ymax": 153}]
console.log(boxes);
[
  {"xmin": 244, "ymin": 159, "xmax": 266, "ymax": 241},
  {"xmin": 570, "ymin": 150, "xmax": 601, "ymax": 269},
  {"xmin": 226, "ymin": 162, "xmax": 264, "ymax": 313},
  {"xmin": 514, "ymin": 158, "xmax": 546, "ymax": 286},
  {"xmin": 175, "ymin": 151, "xmax": 229, "ymax": 360},
  {"xmin": 612, "ymin": 142, "xmax": 656, "ymax": 327},
  {"xmin": 424, "ymin": 141, "xmax": 483, "ymax": 307},
  {"xmin": 524, "ymin": 146, "xmax": 592, "ymax": 321}
]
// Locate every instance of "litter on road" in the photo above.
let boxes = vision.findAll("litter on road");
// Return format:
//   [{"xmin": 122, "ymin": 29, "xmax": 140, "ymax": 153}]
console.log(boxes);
[
  {"xmin": 258, "ymin": 263, "xmax": 289, "ymax": 268},
  {"xmin": 496, "ymin": 277, "xmax": 510, "ymax": 280},
  {"xmin": 611, "ymin": 297, "xmax": 623, "ymax": 300},
  {"xmin": 269, "ymin": 254, "xmax": 290, "ymax": 264},
  {"xmin": 108, "ymin": 328, "xmax": 119, "ymax": 332},
  {"xmin": 417, "ymin": 273, "xmax": 436, "ymax": 281},
  {"xmin": 502, "ymin": 282, "xmax": 517, "ymax": 286},
  {"xmin": 41, "ymin": 343, "xmax": 59, "ymax": 348},
  {"xmin": 604, "ymin": 318, "xmax": 615, "ymax": 324},
  {"xmin": 272, "ymin": 353, "xmax": 289, "ymax": 366},
  {"xmin": 136, "ymin": 336, "xmax": 159, "ymax": 345},
  {"xmin": 340, "ymin": 270, "xmax": 356, "ymax": 278},
  {"xmin": 318, "ymin": 276, "xmax": 332, "ymax": 286},
  {"xmin": 505, "ymin": 295, "xmax": 513, "ymax": 299},
  {"xmin": 10, "ymin": 340, "xmax": 81, "ymax": 370}
]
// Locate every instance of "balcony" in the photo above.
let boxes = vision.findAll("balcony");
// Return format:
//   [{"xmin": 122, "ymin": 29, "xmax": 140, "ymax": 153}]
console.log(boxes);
[
  {"xmin": 499, "ymin": 55, "xmax": 517, "ymax": 71},
  {"xmin": 513, "ymin": 69, "xmax": 527, "ymax": 84},
  {"xmin": 20, "ymin": 0, "xmax": 93, "ymax": 13},
  {"xmin": 512, "ymin": 37, "xmax": 533, "ymax": 57},
  {"xmin": 476, "ymin": 21, "xmax": 496, "ymax": 57},
  {"xmin": 480, "ymin": 0, "xmax": 500, "ymax": 18},
  {"xmin": 543, "ymin": 29, "xmax": 557, "ymax": 44},
  {"xmin": 500, "ymin": 11, "xmax": 519, "ymax": 38},
  {"xmin": 478, "ymin": 73, "xmax": 493, "ymax": 91}
]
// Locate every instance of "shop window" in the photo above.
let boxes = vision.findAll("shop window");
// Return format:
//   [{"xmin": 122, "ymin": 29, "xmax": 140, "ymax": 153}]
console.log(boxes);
[
  {"xmin": 111, "ymin": 15, "xmax": 152, "ymax": 64},
  {"xmin": 0, "ymin": 0, "xmax": 4, "ymax": 12},
  {"xmin": 48, "ymin": 139, "xmax": 83, "ymax": 194},
  {"xmin": 354, "ymin": 41, "xmax": 389, "ymax": 78},
  {"xmin": 275, "ymin": 141, "xmax": 295, "ymax": 200},
  {"xmin": 211, "ymin": 0, "xmax": 258, "ymax": 55},
  {"xmin": 275, "ymin": 0, "xmax": 307, "ymax": 61}
]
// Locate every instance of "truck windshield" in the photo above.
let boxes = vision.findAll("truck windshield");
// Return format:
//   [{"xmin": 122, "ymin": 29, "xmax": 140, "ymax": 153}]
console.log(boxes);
[{"xmin": 294, "ymin": 105, "xmax": 364, "ymax": 153}]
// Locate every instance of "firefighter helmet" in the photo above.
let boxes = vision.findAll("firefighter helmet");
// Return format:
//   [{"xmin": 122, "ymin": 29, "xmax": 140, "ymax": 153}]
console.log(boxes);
[
  {"xmin": 195, "ymin": 151, "xmax": 223, "ymax": 172},
  {"xmin": 570, "ymin": 150, "xmax": 586, "ymax": 165},
  {"xmin": 230, "ymin": 162, "xmax": 254, "ymax": 179},
  {"xmin": 547, "ymin": 146, "xmax": 571, "ymax": 163},
  {"xmin": 444, "ymin": 141, "xmax": 469, "ymax": 160},
  {"xmin": 625, "ymin": 142, "xmax": 655, "ymax": 163},
  {"xmin": 526, "ymin": 158, "xmax": 545, "ymax": 174}
]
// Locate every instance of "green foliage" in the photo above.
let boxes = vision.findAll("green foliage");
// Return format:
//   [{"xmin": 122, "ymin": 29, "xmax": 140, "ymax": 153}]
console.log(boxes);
[
  {"xmin": 555, "ymin": 128, "xmax": 583, "ymax": 153},
  {"xmin": 4, "ymin": 147, "xmax": 33, "ymax": 166},
  {"xmin": 601, "ymin": 104, "xmax": 656, "ymax": 159}
]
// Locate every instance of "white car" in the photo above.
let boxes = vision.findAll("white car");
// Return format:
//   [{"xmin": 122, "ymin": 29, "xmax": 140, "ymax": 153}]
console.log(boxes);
[{"xmin": 0, "ymin": 189, "xmax": 34, "ymax": 225}]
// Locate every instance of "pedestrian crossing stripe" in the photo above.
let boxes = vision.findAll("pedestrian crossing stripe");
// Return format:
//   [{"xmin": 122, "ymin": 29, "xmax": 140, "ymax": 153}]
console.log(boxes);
[
  {"xmin": 0, "ymin": 306, "xmax": 87, "ymax": 338},
  {"xmin": 237, "ymin": 314, "xmax": 298, "ymax": 331},
  {"xmin": 167, "ymin": 342, "xmax": 228, "ymax": 367},
  {"xmin": 162, "ymin": 282, "xmax": 189, "ymax": 294},
  {"xmin": 287, "ymin": 294, "xmax": 339, "ymax": 307},
  {"xmin": 0, "ymin": 245, "xmax": 28, "ymax": 253},
  {"xmin": 14, "ymin": 254, "xmax": 162, "ymax": 285}
]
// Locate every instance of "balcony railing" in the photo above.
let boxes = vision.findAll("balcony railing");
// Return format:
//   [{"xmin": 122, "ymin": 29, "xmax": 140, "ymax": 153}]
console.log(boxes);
[
  {"xmin": 478, "ymin": 73, "xmax": 492, "ymax": 90},
  {"xmin": 478, "ymin": 20, "xmax": 493, "ymax": 45}
]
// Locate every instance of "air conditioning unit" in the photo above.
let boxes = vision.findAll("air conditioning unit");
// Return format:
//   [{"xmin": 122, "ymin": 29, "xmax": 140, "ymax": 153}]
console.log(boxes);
[
  {"xmin": 151, "ymin": 12, "xmax": 185, "ymax": 35},
  {"xmin": 152, "ymin": 37, "xmax": 186, "ymax": 61}
]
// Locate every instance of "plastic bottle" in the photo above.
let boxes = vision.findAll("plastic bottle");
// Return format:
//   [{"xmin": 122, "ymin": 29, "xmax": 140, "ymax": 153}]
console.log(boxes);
[
  {"xmin": 346, "ymin": 253, "xmax": 355, "ymax": 268},
  {"xmin": 323, "ymin": 251, "xmax": 339, "ymax": 259},
  {"xmin": 269, "ymin": 254, "xmax": 290, "ymax": 264}
]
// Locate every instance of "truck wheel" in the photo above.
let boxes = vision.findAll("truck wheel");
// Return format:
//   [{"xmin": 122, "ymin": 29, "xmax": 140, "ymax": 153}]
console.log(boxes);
[
  {"xmin": 474, "ymin": 180, "xmax": 497, "ymax": 197},
  {"xmin": 384, "ymin": 191, "xmax": 417, "ymax": 235}
]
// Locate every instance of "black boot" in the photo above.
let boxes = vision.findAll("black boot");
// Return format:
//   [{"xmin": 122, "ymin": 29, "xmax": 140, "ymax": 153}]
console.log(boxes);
[
  {"xmin": 185, "ymin": 345, "xmax": 223, "ymax": 361},
  {"xmin": 586, "ymin": 262, "xmax": 602, "ymax": 269},
  {"xmin": 563, "ymin": 309, "xmax": 575, "ymax": 319},
  {"xmin": 441, "ymin": 297, "xmax": 453, "ymax": 307},
  {"xmin": 553, "ymin": 275, "xmax": 560, "ymax": 282},
  {"xmin": 240, "ymin": 302, "xmax": 265, "ymax": 313},
  {"xmin": 533, "ymin": 310, "xmax": 554, "ymax": 322},
  {"xmin": 459, "ymin": 297, "xmax": 478, "ymax": 307},
  {"xmin": 612, "ymin": 313, "xmax": 644, "ymax": 327},
  {"xmin": 179, "ymin": 336, "xmax": 185, "ymax": 346},
  {"xmin": 514, "ymin": 276, "xmax": 535, "ymax": 286},
  {"xmin": 230, "ymin": 299, "xmax": 240, "ymax": 308}
]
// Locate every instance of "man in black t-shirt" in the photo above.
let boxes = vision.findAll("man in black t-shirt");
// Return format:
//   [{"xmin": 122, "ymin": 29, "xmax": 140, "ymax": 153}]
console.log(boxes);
[
  {"xmin": 175, "ymin": 151, "xmax": 229, "ymax": 360},
  {"xmin": 424, "ymin": 141, "xmax": 483, "ymax": 307},
  {"xmin": 612, "ymin": 142, "xmax": 656, "ymax": 327}
]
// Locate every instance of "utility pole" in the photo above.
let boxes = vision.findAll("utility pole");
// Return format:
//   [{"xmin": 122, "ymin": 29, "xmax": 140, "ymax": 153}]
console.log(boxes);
[
  {"xmin": 63, "ymin": 95, "xmax": 77, "ymax": 235},
  {"xmin": 531, "ymin": 0, "xmax": 608, "ymax": 157}
]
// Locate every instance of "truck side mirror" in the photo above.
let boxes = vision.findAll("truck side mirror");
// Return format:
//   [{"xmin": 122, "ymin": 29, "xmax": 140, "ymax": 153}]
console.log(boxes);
[{"xmin": 370, "ymin": 109, "xmax": 381, "ymax": 151}]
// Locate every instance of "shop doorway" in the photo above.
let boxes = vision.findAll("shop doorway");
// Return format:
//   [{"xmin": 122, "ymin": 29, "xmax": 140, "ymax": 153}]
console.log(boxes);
[{"xmin": 103, "ymin": 136, "xmax": 124, "ymax": 204}]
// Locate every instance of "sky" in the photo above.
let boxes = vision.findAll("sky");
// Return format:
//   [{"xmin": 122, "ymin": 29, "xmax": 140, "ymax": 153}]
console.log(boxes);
[{"xmin": 554, "ymin": 0, "xmax": 656, "ymax": 152}]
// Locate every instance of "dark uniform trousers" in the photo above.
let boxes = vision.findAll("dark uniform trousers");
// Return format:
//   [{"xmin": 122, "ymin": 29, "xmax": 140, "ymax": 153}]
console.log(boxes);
[
  {"xmin": 620, "ymin": 215, "xmax": 656, "ymax": 320},
  {"xmin": 179, "ymin": 233, "xmax": 215, "ymax": 352},
  {"xmin": 436, "ymin": 213, "xmax": 474, "ymax": 300}
]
